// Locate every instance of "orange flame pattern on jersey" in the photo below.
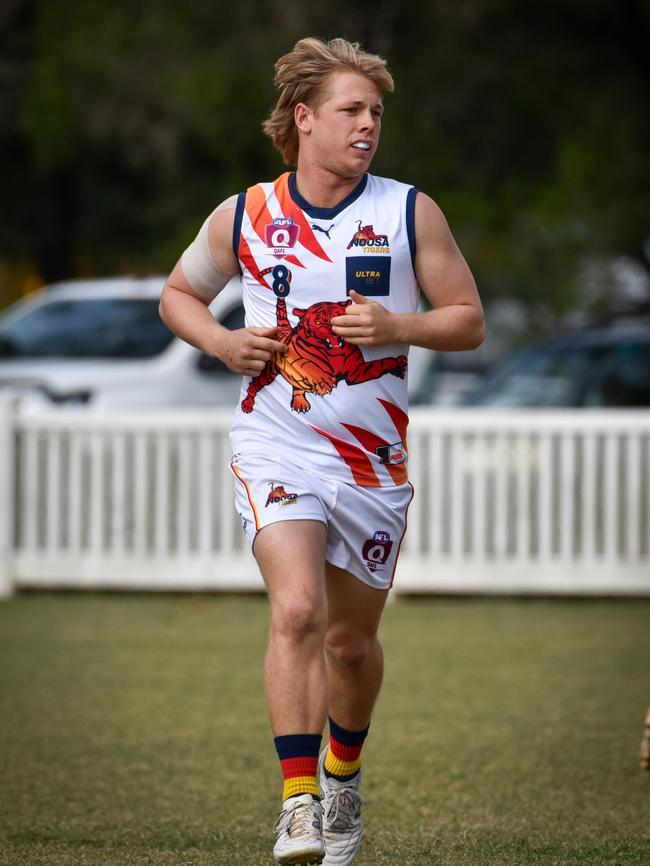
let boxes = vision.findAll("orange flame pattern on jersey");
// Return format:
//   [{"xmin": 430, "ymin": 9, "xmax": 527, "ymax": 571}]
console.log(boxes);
[
  {"xmin": 273, "ymin": 174, "xmax": 333, "ymax": 263},
  {"xmin": 245, "ymin": 183, "xmax": 305, "ymax": 269}
]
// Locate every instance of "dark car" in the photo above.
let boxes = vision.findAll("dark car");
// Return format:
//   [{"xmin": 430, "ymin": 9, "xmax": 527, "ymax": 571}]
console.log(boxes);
[{"xmin": 463, "ymin": 317, "xmax": 650, "ymax": 408}]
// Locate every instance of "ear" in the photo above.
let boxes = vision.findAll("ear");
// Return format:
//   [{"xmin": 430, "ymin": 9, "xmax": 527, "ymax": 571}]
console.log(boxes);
[
  {"xmin": 292, "ymin": 308, "xmax": 306, "ymax": 318},
  {"xmin": 294, "ymin": 102, "xmax": 312, "ymax": 134}
]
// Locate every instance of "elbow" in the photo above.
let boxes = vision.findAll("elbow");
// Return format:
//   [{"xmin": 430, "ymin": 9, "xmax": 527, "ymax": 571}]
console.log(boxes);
[
  {"xmin": 158, "ymin": 285, "xmax": 171, "ymax": 326},
  {"xmin": 469, "ymin": 315, "xmax": 486, "ymax": 350},
  {"xmin": 460, "ymin": 308, "xmax": 485, "ymax": 351}
]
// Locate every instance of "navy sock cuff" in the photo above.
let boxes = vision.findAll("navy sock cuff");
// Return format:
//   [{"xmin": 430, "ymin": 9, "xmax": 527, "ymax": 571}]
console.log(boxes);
[
  {"xmin": 274, "ymin": 733, "xmax": 322, "ymax": 760},
  {"xmin": 328, "ymin": 717, "xmax": 370, "ymax": 746},
  {"xmin": 323, "ymin": 768, "xmax": 360, "ymax": 781}
]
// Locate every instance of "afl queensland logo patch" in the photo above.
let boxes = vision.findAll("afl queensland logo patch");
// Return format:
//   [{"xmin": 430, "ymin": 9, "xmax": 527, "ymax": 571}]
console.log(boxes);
[
  {"xmin": 362, "ymin": 531, "xmax": 393, "ymax": 572},
  {"xmin": 346, "ymin": 256, "xmax": 391, "ymax": 296},
  {"xmin": 265, "ymin": 217, "xmax": 300, "ymax": 259}
]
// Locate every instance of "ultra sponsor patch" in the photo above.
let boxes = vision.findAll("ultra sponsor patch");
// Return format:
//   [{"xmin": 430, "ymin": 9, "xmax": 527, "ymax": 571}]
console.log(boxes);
[{"xmin": 345, "ymin": 256, "xmax": 391, "ymax": 296}]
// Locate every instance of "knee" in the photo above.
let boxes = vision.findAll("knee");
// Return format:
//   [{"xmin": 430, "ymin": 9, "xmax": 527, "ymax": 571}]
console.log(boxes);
[
  {"xmin": 325, "ymin": 629, "xmax": 378, "ymax": 669},
  {"xmin": 272, "ymin": 596, "xmax": 326, "ymax": 646}
]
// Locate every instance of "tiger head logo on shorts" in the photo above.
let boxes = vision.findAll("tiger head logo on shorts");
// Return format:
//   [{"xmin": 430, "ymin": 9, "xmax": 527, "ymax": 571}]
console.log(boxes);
[
  {"xmin": 265, "ymin": 483, "xmax": 298, "ymax": 507},
  {"xmin": 240, "ymin": 298, "xmax": 407, "ymax": 415}
]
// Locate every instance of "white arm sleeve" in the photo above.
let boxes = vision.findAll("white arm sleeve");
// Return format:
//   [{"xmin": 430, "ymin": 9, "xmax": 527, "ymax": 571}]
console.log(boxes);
[{"xmin": 180, "ymin": 196, "xmax": 238, "ymax": 302}]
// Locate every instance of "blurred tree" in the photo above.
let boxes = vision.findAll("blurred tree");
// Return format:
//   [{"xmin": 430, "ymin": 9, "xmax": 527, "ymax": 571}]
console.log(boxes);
[
  {"xmin": 0, "ymin": 0, "xmax": 648, "ymax": 332},
  {"xmin": 384, "ymin": 0, "xmax": 650, "ymax": 319}
]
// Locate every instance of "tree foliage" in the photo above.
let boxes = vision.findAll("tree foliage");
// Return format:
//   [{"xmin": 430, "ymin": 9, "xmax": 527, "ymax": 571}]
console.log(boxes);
[{"xmin": 1, "ymin": 0, "xmax": 648, "ymax": 322}]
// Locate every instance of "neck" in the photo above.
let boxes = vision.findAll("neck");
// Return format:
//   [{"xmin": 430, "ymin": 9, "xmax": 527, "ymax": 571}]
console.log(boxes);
[{"xmin": 294, "ymin": 161, "xmax": 364, "ymax": 209}]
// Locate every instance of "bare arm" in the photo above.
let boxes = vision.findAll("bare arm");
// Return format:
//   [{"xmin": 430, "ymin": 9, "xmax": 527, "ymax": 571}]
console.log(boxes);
[
  {"xmin": 159, "ymin": 198, "xmax": 287, "ymax": 376},
  {"xmin": 331, "ymin": 192, "xmax": 485, "ymax": 350}
]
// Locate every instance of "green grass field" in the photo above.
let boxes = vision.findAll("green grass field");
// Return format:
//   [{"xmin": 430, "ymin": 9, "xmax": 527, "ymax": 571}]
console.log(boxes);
[{"xmin": 1, "ymin": 593, "xmax": 649, "ymax": 866}]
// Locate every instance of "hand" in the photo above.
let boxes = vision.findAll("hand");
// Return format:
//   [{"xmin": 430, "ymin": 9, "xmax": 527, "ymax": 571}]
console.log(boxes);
[
  {"xmin": 331, "ymin": 290, "xmax": 397, "ymax": 346},
  {"xmin": 214, "ymin": 326, "xmax": 287, "ymax": 376}
]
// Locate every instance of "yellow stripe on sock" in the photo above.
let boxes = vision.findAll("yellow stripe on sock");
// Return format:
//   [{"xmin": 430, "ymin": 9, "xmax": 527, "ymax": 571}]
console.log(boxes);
[
  {"xmin": 324, "ymin": 751, "xmax": 361, "ymax": 778},
  {"xmin": 283, "ymin": 775, "xmax": 320, "ymax": 800}
]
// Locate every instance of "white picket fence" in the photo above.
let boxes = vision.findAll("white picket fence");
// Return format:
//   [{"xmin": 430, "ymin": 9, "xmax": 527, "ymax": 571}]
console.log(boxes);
[{"xmin": 0, "ymin": 399, "xmax": 649, "ymax": 596}]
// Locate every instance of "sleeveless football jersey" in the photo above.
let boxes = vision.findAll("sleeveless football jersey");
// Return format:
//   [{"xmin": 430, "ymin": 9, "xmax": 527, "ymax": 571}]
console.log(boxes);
[{"xmin": 230, "ymin": 171, "xmax": 420, "ymax": 488}]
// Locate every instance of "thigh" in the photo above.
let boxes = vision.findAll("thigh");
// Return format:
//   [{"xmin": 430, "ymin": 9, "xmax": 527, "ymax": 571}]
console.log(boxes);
[
  {"xmin": 255, "ymin": 519, "xmax": 328, "ymax": 608},
  {"xmin": 326, "ymin": 561, "xmax": 389, "ymax": 639},
  {"xmin": 231, "ymin": 453, "xmax": 335, "ymax": 616}
]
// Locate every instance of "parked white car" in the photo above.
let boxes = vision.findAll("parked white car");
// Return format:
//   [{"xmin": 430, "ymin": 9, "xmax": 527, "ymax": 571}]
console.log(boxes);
[{"xmin": 0, "ymin": 276, "xmax": 245, "ymax": 408}]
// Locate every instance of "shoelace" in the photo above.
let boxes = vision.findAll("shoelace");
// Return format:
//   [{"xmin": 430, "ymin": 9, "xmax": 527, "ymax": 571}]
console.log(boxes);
[
  {"xmin": 324, "ymin": 788, "xmax": 366, "ymax": 832},
  {"xmin": 274, "ymin": 801, "xmax": 320, "ymax": 838}
]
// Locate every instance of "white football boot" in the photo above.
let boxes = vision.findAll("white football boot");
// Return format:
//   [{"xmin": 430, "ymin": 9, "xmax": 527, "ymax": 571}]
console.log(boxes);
[
  {"xmin": 318, "ymin": 750, "xmax": 367, "ymax": 866},
  {"xmin": 273, "ymin": 793, "xmax": 325, "ymax": 865}
]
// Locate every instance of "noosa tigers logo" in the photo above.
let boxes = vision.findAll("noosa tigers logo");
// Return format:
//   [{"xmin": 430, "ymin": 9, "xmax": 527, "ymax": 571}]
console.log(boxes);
[
  {"xmin": 265, "ymin": 483, "xmax": 298, "ymax": 507},
  {"xmin": 241, "ymin": 298, "xmax": 407, "ymax": 415},
  {"xmin": 346, "ymin": 220, "xmax": 389, "ymax": 251}
]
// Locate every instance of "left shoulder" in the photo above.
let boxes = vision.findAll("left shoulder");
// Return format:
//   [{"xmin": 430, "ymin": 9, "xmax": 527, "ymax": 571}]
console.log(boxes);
[
  {"xmin": 366, "ymin": 173, "xmax": 417, "ymax": 198},
  {"xmin": 412, "ymin": 191, "xmax": 456, "ymax": 248}
]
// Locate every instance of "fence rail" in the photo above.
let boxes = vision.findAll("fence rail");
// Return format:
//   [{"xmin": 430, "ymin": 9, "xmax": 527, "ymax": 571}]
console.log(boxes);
[{"xmin": 1, "ymin": 400, "xmax": 649, "ymax": 596}]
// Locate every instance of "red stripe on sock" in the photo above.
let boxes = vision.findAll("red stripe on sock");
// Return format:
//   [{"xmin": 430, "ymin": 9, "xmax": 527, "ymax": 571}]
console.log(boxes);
[
  {"xmin": 280, "ymin": 756, "xmax": 318, "ymax": 779},
  {"xmin": 329, "ymin": 740, "xmax": 363, "ymax": 762}
]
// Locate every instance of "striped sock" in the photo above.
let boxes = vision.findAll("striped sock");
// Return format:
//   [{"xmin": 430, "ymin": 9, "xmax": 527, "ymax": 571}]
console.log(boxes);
[
  {"xmin": 274, "ymin": 733, "xmax": 322, "ymax": 802},
  {"xmin": 324, "ymin": 717, "xmax": 369, "ymax": 781}
]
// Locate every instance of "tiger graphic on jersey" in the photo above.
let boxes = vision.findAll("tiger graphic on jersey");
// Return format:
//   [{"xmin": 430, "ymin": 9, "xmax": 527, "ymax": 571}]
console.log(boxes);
[{"xmin": 241, "ymin": 297, "xmax": 407, "ymax": 414}]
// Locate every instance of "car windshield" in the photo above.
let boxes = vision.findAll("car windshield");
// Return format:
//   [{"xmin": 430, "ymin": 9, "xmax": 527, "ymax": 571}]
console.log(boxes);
[
  {"xmin": 0, "ymin": 298, "xmax": 174, "ymax": 359},
  {"xmin": 474, "ymin": 340, "xmax": 650, "ymax": 407}
]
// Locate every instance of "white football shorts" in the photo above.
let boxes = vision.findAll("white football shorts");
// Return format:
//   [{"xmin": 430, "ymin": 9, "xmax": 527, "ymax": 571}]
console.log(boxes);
[{"xmin": 230, "ymin": 451, "xmax": 414, "ymax": 591}]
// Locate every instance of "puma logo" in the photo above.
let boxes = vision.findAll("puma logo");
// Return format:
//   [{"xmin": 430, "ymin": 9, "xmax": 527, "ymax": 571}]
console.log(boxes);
[{"xmin": 310, "ymin": 223, "xmax": 334, "ymax": 240}]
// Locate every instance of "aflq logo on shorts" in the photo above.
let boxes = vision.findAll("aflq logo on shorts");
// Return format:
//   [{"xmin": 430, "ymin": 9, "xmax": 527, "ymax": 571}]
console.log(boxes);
[
  {"xmin": 265, "ymin": 217, "xmax": 300, "ymax": 259},
  {"xmin": 362, "ymin": 531, "xmax": 393, "ymax": 572}
]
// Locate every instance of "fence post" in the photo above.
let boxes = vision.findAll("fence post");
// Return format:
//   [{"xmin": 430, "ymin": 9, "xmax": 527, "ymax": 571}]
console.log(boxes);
[{"xmin": 0, "ymin": 395, "xmax": 16, "ymax": 598}]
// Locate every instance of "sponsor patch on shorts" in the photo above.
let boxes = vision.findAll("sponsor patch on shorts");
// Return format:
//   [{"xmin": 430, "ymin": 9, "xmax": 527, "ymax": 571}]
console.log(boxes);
[{"xmin": 376, "ymin": 441, "xmax": 406, "ymax": 465}]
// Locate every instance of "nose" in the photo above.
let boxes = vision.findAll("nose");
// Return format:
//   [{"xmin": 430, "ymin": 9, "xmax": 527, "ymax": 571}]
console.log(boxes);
[{"xmin": 358, "ymin": 109, "xmax": 378, "ymax": 132}]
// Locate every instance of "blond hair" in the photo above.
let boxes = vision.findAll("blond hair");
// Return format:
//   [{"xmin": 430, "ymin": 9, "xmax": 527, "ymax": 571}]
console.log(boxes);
[{"xmin": 263, "ymin": 37, "xmax": 394, "ymax": 166}]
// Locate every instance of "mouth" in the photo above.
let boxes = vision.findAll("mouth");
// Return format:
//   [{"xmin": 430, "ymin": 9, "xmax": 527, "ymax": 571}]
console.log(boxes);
[
  {"xmin": 325, "ymin": 336, "xmax": 344, "ymax": 349},
  {"xmin": 351, "ymin": 141, "xmax": 372, "ymax": 153}
]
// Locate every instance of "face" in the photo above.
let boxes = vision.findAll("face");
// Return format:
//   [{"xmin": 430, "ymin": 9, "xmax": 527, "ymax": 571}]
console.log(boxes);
[{"xmin": 296, "ymin": 70, "xmax": 384, "ymax": 179}]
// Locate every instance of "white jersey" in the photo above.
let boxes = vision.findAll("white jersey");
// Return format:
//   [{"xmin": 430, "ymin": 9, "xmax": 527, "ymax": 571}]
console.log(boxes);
[{"xmin": 230, "ymin": 171, "xmax": 419, "ymax": 488}]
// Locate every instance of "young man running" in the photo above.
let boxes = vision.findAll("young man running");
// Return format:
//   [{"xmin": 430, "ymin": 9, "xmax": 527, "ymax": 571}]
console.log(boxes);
[{"xmin": 160, "ymin": 37, "xmax": 484, "ymax": 866}]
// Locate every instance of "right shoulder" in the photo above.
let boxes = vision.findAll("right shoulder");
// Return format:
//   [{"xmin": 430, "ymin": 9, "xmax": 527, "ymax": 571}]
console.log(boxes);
[
  {"xmin": 206, "ymin": 193, "xmax": 246, "ymax": 272},
  {"xmin": 213, "ymin": 176, "xmax": 283, "ymax": 262},
  {"xmin": 206, "ymin": 192, "xmax": 243, "ymax": 234},
  {"xmin": 212, "ymin": 193, "xmax": 241, "ymax": 213}
]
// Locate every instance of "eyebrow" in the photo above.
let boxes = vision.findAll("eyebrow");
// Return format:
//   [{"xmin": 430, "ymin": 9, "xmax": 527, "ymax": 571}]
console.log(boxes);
[{"xmin": 342, "ymin": 99, "xmax": 384, "ymax": 109}]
